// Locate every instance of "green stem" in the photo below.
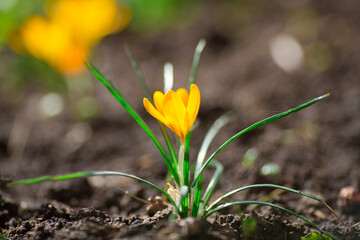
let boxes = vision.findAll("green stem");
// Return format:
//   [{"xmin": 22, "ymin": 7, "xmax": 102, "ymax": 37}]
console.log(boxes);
[
  {"xmin": 184, "ymin": 132, "xmax": 192, "ymax": 187},
  {"xmin": 178, "ymin": 142, "xmax": 189, "ymax": 217},
  {"xmin": 191, "ymin": 176, "xmax": 203, "ymax": 217},
  {"xmin": 188, "ymin": 39, "xmax": 206, "ymax": 90}
]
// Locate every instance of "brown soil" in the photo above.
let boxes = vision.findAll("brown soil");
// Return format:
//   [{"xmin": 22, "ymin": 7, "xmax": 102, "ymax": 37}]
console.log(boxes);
[{"xmin": 1, "ymin": 0, "xmax": 360, "ymax": 239}]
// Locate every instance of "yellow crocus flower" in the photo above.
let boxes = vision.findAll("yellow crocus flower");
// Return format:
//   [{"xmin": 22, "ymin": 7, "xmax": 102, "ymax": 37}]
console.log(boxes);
[{"xmin": 143, "ymin": 84, "xmax": 200, "ymax": 141}]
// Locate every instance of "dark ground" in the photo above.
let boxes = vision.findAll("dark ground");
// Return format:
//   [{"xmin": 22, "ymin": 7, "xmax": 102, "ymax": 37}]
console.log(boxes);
[{"xmin": 1, "ymin": 0, "xmax": 360, "ymax": 239}]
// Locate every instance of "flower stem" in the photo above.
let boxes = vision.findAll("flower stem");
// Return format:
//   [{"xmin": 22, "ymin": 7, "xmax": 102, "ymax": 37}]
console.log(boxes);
[
  {"xmin": 178, "ymin": 142, "xmax": 185, "ymax": 186},
  {"xmin": 178, "ymin": 142, "xmax": 189, "ymax": 216}
]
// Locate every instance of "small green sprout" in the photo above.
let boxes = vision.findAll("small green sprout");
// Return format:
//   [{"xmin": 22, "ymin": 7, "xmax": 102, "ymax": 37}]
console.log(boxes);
[
  {"xmin": 242, "ymin": 148, "xmax": 259, "ymax": 169},
  {"xmin": 301, "ymin": 232, "xmax": 333, "ymax": 240},
  {"xmin": 242, "ymin": 217, "xmax": 257, "ymax": 238},
  {"xmin": 8, "ymin": 40, "xmax": 348, "ymax": 239},
  {"xmin": 0, "ymin": 233, "xmax": 9, "ymax": 240}
]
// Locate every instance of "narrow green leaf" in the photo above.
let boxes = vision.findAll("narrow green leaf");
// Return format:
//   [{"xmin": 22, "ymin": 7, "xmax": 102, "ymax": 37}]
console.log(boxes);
[
  {"xmin": 180, "ymin": 185, "xmax": 189, "ymax": 218},
  {"xmin": 193, "ymin": 94, "xmax": 329, "ymax": 187},
  {"xmin": 188, "ymin": 39, "xmax": 206, "ymax": 89},
  {"xmin": 86, "ymin": 63, "xmax": 179, "ymax": 185},
  {"xmin": 191, "ymin": 175, "xmax": 203, "ymax": 217},
  {"xmin": 0, "ymin": 233, "xmax": 9, "ymax": 240},
  {"xmin": 200, "ymin": 160, "xmax": 223, "ymax": 212},
  {"xmin": 205, "ymin": 183, "xmax": 343, "ymax": 228},
  {"xmin": 8, "ymin": 171, "xmax": 179, "ymax": 213},
  {"xmin": 183, "ymin": 130, "xmax": 192, "ymax": 187},
  {"xmin": 123, "ymin": 50, "xmax": 179, "ymax": 174},
  {"xmin": 241, "ymin": 148, "xmax": 259, "ymax": 169},
  {"xmin": 192, "ymin": 112, "xmax": 234, "ymax": 217},
  {"xmin": 124, "ymin": 46, "xmax": 152, "ymax": 100},
  {"xmin": 203, "ymin": 200, "xmax": 340, "ymax": 240},
  {"xmin": 206, "ymin": 184, "xmax": 326, "ymax": 212},
  {"xmin": 195, "ymin": 112, "xmax": 235, "ymax": 178}
]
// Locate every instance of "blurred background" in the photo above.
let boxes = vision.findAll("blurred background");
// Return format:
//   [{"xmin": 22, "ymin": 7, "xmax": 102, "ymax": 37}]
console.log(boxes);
[{"xmin": 0, "ymin": 0, "xmax": 359, "ymax": 222}]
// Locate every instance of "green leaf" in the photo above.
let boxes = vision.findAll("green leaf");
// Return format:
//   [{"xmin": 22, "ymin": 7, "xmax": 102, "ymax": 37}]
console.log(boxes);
[
  {"xmin": 191, "ymin": 175, "xmax": 203, "ymax": 217},
  {"xmin": 203, "ymin": 200, "xmax": 340, "ymax": 240},
  {"xmin": 242, "ymin": 217, "xmax": 257, "ymax": 236},
  {"xmin": 7, "ymin": 171, "xmax": 179, "ymax": 214},
  {"xmin": 124, "ymin": 46, "xmax": 152, "ymax": 100},
  {"xmin": 200, "ymin": 160, "xmax": 223, "ymax": 213},
  {"xmin": 183, "ymin": 128, "xmax": 192, "ymax": 187},
  {"xmin": 206, "ymin": 184, "xmax": 331, "ymax": 216},
  {"xmin": 204, "ymin": 183, "xmax": 344, "ymax": 239},
  {"xmin": 192, "ymin": 112, "xmax": 234, "ymax": 217},
  {"xmin": 180, "ymin": 185, "xmax": 189, "ymax": 218},
  {"xmin": 0, "ymin": 233, "xmax": 9, "ymax": 240},
  {"xmin": 194, "ymin": 112, "xmax": 235, "ymax": 180},
  {"xmin": 123, "ymin": 50, "xmax": 179, "ymax": 175},
  {"xmin": 193, "ymin": 94, "xmax": 330, "ymax": 187},
  {"xmin": 242, "ymin": 148, "xmax": 259, "ymax": 169},
  {"xmin": 188, "ymin": 39, "xmax": 206, "ymax": 89},
  {"xmin": 86, "ymin": 62, "xmax": 179, "ymax": 185}
]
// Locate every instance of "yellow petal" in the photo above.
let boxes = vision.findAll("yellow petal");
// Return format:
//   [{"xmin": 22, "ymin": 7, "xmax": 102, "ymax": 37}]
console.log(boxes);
[
  {"xmin": 153, "ymin": 91, "xmax": 165, "ymax": 115},
  {"xmin": 176, "ymin": 88, "xmax": 189, "ymax": 107},
  {"xmin": 164, "ymin": 90, "xmax": 187, "ymax": 140},
  {"xmin": 167, "ymin": 122, "xmax": 184, "ymax": 140},
  {"xmin": 187, "ymin": 84, "xmax": 201, "ymax": 127},
  {"xmin": 143, "ymin": 98, "xmax": 169, "ymax": 126}
]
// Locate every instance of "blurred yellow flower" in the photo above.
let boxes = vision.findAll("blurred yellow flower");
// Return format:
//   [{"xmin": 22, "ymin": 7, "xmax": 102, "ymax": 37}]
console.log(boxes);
[
  {"xmin": 47, "ymin": 0, "xmax": 131, "ymax": 47},
  {"xmin": 10, "ymin": 0, "xmax": 131, "ymax": 75},
  {"xmin": 18, "ymin": 15, "xmax": 87, "ymax": 74},
  {"xmin": 144, "ymin": 84, "xmax": 201, "ymax": 141}
]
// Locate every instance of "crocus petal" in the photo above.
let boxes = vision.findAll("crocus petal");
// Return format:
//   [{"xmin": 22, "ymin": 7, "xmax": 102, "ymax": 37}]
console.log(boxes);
[
  {"xmin": 176, "ymin": 88, "xmax": 189, "ymax": 107},
  {"xmin": 153, "ymin": 91, "xmax": 165, "ymax": 115},
  {"xmin": 143, "ymin": 98, "xmax": 169, "ymax": 126},
  {"xmin": 167, "ymin": 122, "xmax": 184, "ymax": 140},
  {"xmin": 164, "ymin": 90, "xmax": 187, "ymax": 140},
  {"xmin": 187, "ymin": 84, "xmax": 201, "ymax": 127}
]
